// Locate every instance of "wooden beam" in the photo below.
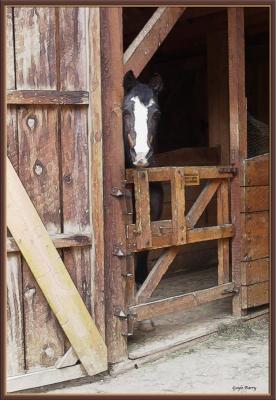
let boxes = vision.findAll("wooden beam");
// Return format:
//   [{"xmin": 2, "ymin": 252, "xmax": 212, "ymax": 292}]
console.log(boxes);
[
  {"xmin": 100, "ymin": 7, "xmax": 128, "ymax": 364},
  {"xmin": 186, "ymin": 180, "xmax": 221, "ymax": 228},
  {"xmin": 124, "ymin": 7, "xmax": 185, "ymax": 76},
  {"xmin": 7, "ymin": 233, "xmax": 92, "ymax": 252},
  {"xmin": 7, "ymin": 90, "xmax": 89, "ymax": 105},
  {"xmin": 217, "ymin": 181, "xmax": 230, "ymax": 284},
  {"xmin": 129, "ymin": 282, "xmax": 235, "ymax": 321},
  {"xmin": 126, "ymin": 166, "xmax": 235, "ymax": 183},
  {"xmin": 88, "ymin": 7, "xmax": 105, "ymax": 341},
  {"xmin": 7, "ymin": 364, "xmax": 87, "ymax": 393},
  {"xmin": 228, "ymin": 7, "xmax": 247, "ymax": 316},
  {"xmin": 7, "ymin": 157, "xmax": 107, "ymax": 376},
  {"xmin": 127, "ymin": 223, "xmax": 234, "ymax": 252},
  {"xmin": 134, "ymin": 170, "xmax": 152, "ymax": 248},
  {"xmin": 171, "ymin": 168, "xmax": 186, "ymax": 244},
  {"xmin": 136, "ymin": 247, "xmax": 180, "ymax": 303}
]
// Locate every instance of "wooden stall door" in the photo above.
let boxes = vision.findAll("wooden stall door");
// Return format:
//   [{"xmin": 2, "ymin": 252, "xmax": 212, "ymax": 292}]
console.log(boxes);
[{"xmin": 7, "ymin": 7, "xmax": 106, "ymax": 390}]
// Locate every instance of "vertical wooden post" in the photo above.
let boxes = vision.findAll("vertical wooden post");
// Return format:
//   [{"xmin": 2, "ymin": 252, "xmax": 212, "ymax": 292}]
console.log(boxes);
[
  {"xmin": 171, "ymin": 167, "xmax": 186, "ymax": 245},
  {"xmin": 228, "ymin": 8, "xmax": 247, "ymax": 316},
  {"xmin": 134, "ymin": 170, "xmax": 152, "ymax": 249},
  {"xmin": 207, "ymin": 30, "xmax": 230, "ymax": 165},
  {"xmin": 100, "ymin": 8, "xmax": 128, "ymax": 363},
  {"xmin": 217, "ymin": 181, "xmax": 230, "ymax": 284},
  {"xmin": 88, "ymin": 8, "xmax": 105, "ymax": 339}
]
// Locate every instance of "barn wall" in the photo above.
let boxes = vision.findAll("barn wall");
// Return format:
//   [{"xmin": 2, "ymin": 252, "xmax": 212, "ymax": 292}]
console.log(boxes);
[{"xmin": 7, "ymin": 7, "xmax": 104, "ymax": 377}]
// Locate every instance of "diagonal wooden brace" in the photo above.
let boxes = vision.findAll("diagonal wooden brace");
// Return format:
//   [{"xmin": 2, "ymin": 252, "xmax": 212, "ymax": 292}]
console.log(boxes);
[{"xmin": 124, "ymin": 7, "xmax": 186, "ymax": 76}]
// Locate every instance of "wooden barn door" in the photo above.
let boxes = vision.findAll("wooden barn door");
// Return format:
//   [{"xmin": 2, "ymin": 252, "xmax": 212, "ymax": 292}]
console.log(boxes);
[{"xmin": 6, "ymin": 7, "xmax": 107, "ymax": 391}]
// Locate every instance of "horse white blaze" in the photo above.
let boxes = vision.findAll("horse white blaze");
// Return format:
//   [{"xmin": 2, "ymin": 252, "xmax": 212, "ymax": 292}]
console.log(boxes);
[{"xmin": 131, "ymin": 96, "xmax": 154, "ymax": 165}]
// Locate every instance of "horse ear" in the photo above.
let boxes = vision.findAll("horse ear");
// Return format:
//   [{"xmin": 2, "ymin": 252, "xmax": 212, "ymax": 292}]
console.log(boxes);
[
  {"xmin": 123, "ymin": 70, "xmax": 137, "ymax": 93},
  {"xmin": 149, "ymin": 73, "xmax": 163, "ymax": 94}
]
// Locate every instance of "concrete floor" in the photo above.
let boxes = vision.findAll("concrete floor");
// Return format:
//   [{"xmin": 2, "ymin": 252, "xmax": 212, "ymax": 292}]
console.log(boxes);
[{"xmin": 47, "ymin": 314, "xmax": 269, "ymax": 395}]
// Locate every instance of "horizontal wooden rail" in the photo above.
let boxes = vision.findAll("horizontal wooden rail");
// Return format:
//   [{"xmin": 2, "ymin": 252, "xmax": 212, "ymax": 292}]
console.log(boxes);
[
  {"xmin": 129, "ymin": 282, "xmax": 235, "ymax": 321},
  {"xmin": 126, "ymin": 166, "xmax": 234, "ymax": 183},
  {"xmin": 7, "ymin": 90, "xmax": 89, "ymax": 105},
  {"xmin": 127, "ymin": 223, "xmax": 234, "ymax": 252},
  {"xmin": 7, "ymin": 233, "xmax": 92, "ymax": 253}
]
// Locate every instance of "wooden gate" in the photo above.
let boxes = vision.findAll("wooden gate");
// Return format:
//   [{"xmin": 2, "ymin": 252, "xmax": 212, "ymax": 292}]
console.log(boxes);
[{"xmin": 124, "ymin": 166, "xmax": 236, "ymax": 330}]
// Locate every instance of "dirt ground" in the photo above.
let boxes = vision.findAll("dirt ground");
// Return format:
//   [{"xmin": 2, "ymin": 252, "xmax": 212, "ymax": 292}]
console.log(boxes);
[{"xmin": 47, "ymin": 314, "xmax": 269, "ymax": 395}]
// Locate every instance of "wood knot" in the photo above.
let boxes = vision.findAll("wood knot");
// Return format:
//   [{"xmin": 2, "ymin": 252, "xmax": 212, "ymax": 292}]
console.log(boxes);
[
  {"xmin": 27, "ymin": 115, "xmax": 37, "ymax": 130},
  {"xmin": 33, "ymin": 160, "xmax": 44, "ymax": 176},
  {"xmin": 63, "ymin": 175, "xmax": 72, "ymax": 184}
]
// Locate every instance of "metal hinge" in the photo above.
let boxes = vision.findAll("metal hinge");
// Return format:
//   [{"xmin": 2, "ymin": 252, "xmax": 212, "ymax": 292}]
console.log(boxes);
[{"xmin": 114, "ymin": 308, "xmax": 137, "ymax": 336}]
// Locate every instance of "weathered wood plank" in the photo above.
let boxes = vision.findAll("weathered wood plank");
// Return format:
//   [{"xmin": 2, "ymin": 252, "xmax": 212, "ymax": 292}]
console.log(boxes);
[
  {"xmin": 7, "ymin": 157, "xmax": 107, "ymax": 376},
  {"xmin": 171, "ymin": 168, "xmax": 186, "ymax": 244},
  {"xmin": 129, "ymin": 282, "xmax": 235, "ymax": 321},
  {"xmin": 241, "ymin": 211, "xmax": 269, "ymax": 261},
  {"xmin": 7, "ymin": 233, "xmax": 92, "ymax": 253},
  {"xmin": 14, "ymin": 8, "xmax": 57, "ymax": 89},
  {"xmin": 59, "ymin": 7, "xmax": 92, "ymax": 352},
  {"xmin": 124, "ymin": 7, "xmax": 185, "ymax": 76},
  {"xmin": 101, "ymin": 7, "xmax": 128, "ymax": 363},
  {"xmin": 241, "ymin": 185, "xmax": 269, "ymax": 213},
  {"xmin": 7, "ymin": 364, "xmax": 87, "ymax": 393},
  {"xmin": 136, "ymin": 247, "xmax": 180, "ymax": 303},
  {"xmin": 7, "ymin": 254, "xmax": 25, "ymax": 376},
  {"xmin": 134, "ymin": 170, "xmax": 152, "ymax": 249},
  {"xmin": 61, "ymin": 106, "xmax": 92, "ymax": 318},
  {"xmin": 241, "ymin": 154, "xmax": 269, "ymax": 186},
  {"xmin": 241, "ymin": 281, "xmax": 269, "ymax": 309},
  {"xmin": 241, "ymin": 258, "xmax": 269, "ymax": 285},
  {"xmin": 217, "ymin": 181, "xmax": 230, "ymax": 284},
  {"xmin": 207, "ymin": 30, "xmax": 230, "ymax": 164},
  {"xmin": 127, "ymin": 223, "xmax": 234, "ymax": 252},
  {"xmin": 17, "ymin": 105, "xmax": 64, "ymax": 370},
  {"xmin": 7, "ymin": 7, "xmax": 15, "ymax": 90},
  {"xmin": 59, "ymin": 7, "xmax": 88, "ymax": 91},
  {"xmin": 186, "ymin": 180, "xmax": 221, "ymax": 229},
  {"xmin": 7, "ymin": 90, "xmax": 89, "ymax": 105},
  {"xmin": 126, "ymin": 166, "xmax": 234, "ymax": 183},
  {"xmin": 6, "ymin": 15, "xmax": 24, "ymax": 370},
  {"xmin": 228, "ymin": 7, "xmax": 247, "ymax": 316},
  {"xmin": 88, "ymin": 7, "xmax": 105, "ymax": 338}
]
